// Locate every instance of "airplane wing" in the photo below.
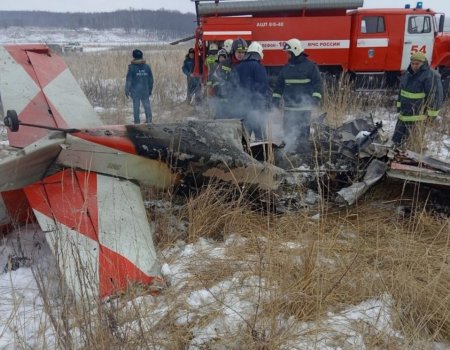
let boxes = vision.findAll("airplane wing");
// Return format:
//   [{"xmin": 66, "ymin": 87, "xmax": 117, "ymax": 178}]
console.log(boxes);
[
  {"xmin": 0, "ymin": 133, "xmax": 65, "ymax": 191},
  {"xmin": 24, "ymin": 169, "xmax": 163, "ymax": 299},
  {"xmin": 0, "ymin": 45, "xmax": 102, "ymax": 148}
]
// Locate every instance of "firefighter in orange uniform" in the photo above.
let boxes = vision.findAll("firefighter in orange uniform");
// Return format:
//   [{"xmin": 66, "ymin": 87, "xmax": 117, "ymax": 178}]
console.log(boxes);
[
  {"xmin": 272, "ymin": 38, "xmax": 323, "ymax": 153},
  {"xmin": 392, "ymin": 51, "xmax": 443, "ymax": 146}
]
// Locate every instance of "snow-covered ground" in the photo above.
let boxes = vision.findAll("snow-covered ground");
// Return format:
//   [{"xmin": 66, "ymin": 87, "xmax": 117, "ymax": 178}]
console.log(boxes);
[
  {"xmin": 2, "ymin": 218, "xmax": 450, "ymax": 349},
  {"xmin": 0, "ymin": 224, "xmax": 406, "ymax": 349},
  {"xmin": 0, "ymin": 26, "xmax": 174, "ymax": 46}
]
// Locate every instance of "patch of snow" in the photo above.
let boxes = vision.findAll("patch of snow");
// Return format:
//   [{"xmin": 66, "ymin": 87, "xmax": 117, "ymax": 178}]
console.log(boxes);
[
  {"xmin": 0, "ymin": 224, "xmax": 58, "ymax": 350},
  {"xmin": 2, "ymin": 223, "xmax": 450, "ymax": 348},
  {"xmin": 0, "ymin": 27, "xmax": 173, "ymax": 45},
  {"xmin": 310, "ymin": 213, "xmax": 321, "ymax": 221}
]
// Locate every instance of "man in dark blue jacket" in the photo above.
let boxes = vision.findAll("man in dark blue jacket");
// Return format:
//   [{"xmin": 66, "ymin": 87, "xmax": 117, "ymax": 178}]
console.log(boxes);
[
  {"xmin": 234, "ymin": 41, "xmax": 270, "ymax": 140},
  {"xmin": 182, "ymin": 47, "xmax": 201, "ymax": 104},
  {"xmin": 392, "ymin": 51, "xmax": 443, "ymax": 146},
  {"xmin": 125, "ymin": 49, "xmax": 153, "ymax": 124},
  {"xmin": 272, "ymin": 38, "xmax": 323, "ymax": 153}
]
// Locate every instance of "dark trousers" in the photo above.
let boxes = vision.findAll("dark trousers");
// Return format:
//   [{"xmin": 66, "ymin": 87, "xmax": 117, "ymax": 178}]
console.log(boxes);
[
  {"xmin": 392, "ymin": 119, "xmax": 416, "ymax": 146},
  {"xmin": 243, "ymin": 109, "xmax": 266, "ymax": 141},
  {"xmin": 132, "ymin": 95, "xmax": 152, "ymax": 124},
  {"xmin": 187, "ymin": 76, "xmax": 200, "ymax": 102},
  {"xmin": 209, "ymin": 97, "xmax": 228, "ymax": 119},
  {"xmin": 283, "ymin": 109, "xmax": 312, "ymax": 153}
]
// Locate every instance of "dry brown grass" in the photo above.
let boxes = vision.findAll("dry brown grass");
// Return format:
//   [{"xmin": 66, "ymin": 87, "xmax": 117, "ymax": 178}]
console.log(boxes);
[
  {"xmin": 183, "ymin": 184, "xmax": 269, "ymax": 241},
  {"xmin": 164, "ymin": 182, "xmax": 450, "ymax": 346},
  {"xmin": 64, "ymin": 44, "xmax": 188, "ymax": 124},
  {"xmin": 322, "ymin": 73, "xmax": 394, "ymax": 126}
]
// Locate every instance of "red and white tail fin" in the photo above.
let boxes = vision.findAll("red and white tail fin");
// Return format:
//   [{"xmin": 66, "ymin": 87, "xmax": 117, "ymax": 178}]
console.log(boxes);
[
  {"xmin": 25, "ymin": 169, "xmax": 163, "ymax": 299},
  {"xmin": 0, "ymin": 45, "xmax": 102, "ymax": 148}
]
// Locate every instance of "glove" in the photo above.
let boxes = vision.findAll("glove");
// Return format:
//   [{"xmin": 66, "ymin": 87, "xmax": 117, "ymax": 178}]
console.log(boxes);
[
  {"xmin": 272, "ymin": 97, "xmax": 281, "ymax": 109},
  {"xmin": 312, "ymin": 96, "xmax": 321, "ymax": 106}
]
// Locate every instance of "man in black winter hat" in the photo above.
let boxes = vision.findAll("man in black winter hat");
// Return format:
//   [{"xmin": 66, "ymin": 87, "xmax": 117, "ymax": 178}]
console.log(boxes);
[{"xmin": 125, "ymin": 49, "xmax": 154, "ymax": 123}]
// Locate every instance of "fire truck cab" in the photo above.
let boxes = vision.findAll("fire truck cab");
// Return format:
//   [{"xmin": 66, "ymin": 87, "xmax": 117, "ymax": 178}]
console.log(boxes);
[{"xmin": 193, "ymin": 0, "xmax": 450, "ymax": 91}]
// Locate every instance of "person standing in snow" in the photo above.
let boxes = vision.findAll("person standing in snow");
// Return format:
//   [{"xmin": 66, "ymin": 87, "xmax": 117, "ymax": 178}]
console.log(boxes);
[
  {"xmin": 392, "ymin": 51, "xmax": 443, "ymax": 146},
  {"xmin": 272, "ymin": 38, "xmax": 323, "ymax": 153},
  {"xmin": 224, "ymin": 38, "xmax": 249, "ymax": 119},
  {"xmin": 125, "ymin": 49, "xmax": 154, "ymax": 124},
  {"xmin": 209, "ymin": 48, "xmax": 229, "ymax": 118},
  {"xmin": 182, "ymin": 47, "xmax": 201, "ymax": 104},
  {"xmin": 205, "ymin": 42, "xmax": 219, "ymax": 80},
  {"xmin": 205, "ymin": 42, "xmax": 220, "ymax": 98},
  {"xmin": 234, "ymin": 41, "xmax": 271, "ymax": 140}
]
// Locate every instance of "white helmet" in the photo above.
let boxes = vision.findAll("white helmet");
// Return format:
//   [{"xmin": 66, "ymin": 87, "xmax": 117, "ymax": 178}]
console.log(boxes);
[
  {"xmin": 283, "ymin": 38, "xmax": 304, "ymax": 56},
  {"xmin": 223, "ymin": 39, "xmax": 233, "ymax": 54},
  {"xmin": 247, "ymin": 41, "xmax": 264, "ymax": 59},
  {"xmin": 209, "ymin": 42, "xmax": 219, "ymax": 51}
]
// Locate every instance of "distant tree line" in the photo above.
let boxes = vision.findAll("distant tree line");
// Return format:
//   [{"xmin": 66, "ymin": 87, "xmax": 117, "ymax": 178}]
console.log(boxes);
[{"xmin": 0, "ymin": 10, "xmax": 196, "ymax": 36}]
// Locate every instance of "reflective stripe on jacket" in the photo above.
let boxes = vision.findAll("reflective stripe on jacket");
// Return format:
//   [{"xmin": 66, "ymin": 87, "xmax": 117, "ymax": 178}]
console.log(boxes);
[
  {"xmin": 272, "ymin": 53, "xmax": 323, "ymax": 108},
  {"xmin": 397, "ymin": 61, "xmax": 443, "ymax": 121}
]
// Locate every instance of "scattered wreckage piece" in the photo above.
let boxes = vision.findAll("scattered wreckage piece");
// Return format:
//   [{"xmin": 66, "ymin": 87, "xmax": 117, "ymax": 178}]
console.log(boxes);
[
  {"xmin": 311, "ymin": 116, "xmax": 385, "ymax": 160},
  {"xmin": 392, "ymin": 150, "xmax": 450, "ymax": 174},
  {"xmin": 336, "ymin": 159, "xmax": 388, "ymax": 206},
  {"xmin": 387, "ymin": 150, "xmax": 450, "ymax": 187},
  {"xmin": 58, "ymin": 120, "xmax": 285, "ymax": 191},
  {"xmin": 311, "ymin": 117, "xmax": 450, "ymax": 205},
  {"xmin": 314, "ymin": 117, "xmax": 388, "ymax": 205},
  {"xmin": 241, "ymin": 117, "xmax": 386, "ymax": 210},
  {"xmin": 388, "ymin": 162, "xmax": 450, "ymax": 187},
  {"xmin": 267, "ymin": 115, "xmax": 450, "ymax": 207}
]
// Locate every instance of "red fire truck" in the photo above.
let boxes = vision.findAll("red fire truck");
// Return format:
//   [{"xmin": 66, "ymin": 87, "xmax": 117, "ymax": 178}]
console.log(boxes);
[{"xmin": 192, "ymin": 0, "xmax": 450, "ymax": 91}]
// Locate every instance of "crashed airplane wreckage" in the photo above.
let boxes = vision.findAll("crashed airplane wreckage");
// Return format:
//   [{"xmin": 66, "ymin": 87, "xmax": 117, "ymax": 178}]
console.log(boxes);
[
  {"xmin": 309, "ymin": 117, "xmax": 450, "ymax": 206},
  {"xmin": 0, "ymin": 45, "xmax": 449, "ymax": 300},
  {"xmin": 0, "ymin": 44, "xmax": 283, "ymax": 300}
]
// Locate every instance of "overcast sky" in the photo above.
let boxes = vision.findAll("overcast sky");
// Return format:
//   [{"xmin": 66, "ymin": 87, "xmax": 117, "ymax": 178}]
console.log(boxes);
[{"xmin": 0, "ymin": 0, "xmax": 449, "ymax": 15}]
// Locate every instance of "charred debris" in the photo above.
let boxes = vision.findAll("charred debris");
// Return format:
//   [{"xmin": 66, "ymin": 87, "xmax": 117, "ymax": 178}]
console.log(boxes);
[{"xmin": 150, "ymin": 117, "xmax": 450, "ymax": 214}]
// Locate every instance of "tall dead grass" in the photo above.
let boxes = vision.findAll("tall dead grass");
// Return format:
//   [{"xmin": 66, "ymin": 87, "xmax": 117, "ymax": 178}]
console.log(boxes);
[
  {"xmin": 168, "ymin": 182, "xmax": 450, "ymax": 347},
  {"xmin": 322, "ymin": 73, "xmax": 396, "ymax": 126},
  {"xmin": 64, "ymin": 44, "xmax": 188, "ymax": 123}
]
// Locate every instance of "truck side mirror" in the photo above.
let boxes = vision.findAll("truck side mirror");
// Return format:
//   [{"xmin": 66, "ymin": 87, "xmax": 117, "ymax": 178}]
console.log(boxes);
[{"xmin": 438, "ymin": 14, "xmax": 445, "ymax": 33}]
